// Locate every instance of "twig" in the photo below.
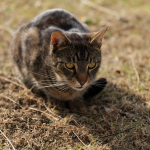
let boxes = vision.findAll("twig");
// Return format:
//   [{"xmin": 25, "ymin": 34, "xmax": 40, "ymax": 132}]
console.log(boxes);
[
  {"xmin": 44, "ymin": 103, "xmax": 61, "ymax": 119},
  {"xmin": 130, "ymin": 56, "xmax": 140, "ymax": 86},
  {"xmin": 0, "ymin": 25, "xmax": 14, "ymax": 36},
  {"xmin": 12, "ymin": 76, "xmax": 27, "ymax": 89},
  {"xmin": 29, "ymin": 107, "xmax": 58, "ymax": 121},
  {"xmin": 81, "ymin": 0, "xmax": 120, "ymax": 19},
  {"xmin": 0, "ymin": 76, "xmax": 25, "ymax": 89},
  {"xmin": 0, "ymin": 94, "xmax": 22, "ymax": 108},
  {"xmin": 69, "ymin": 118, "xmax": 82, "ymax": 128},
  {"xmin": 0, "ymin": 129, "xmax": 15, "ymax": 150},
  {"xmin": 73, "ymin": 131, "xmax": 86, "ymax": 146}
]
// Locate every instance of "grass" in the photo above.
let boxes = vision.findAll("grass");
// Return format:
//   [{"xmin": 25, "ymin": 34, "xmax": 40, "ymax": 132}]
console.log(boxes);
[{"xmin": 0, "ymin": 0, "xmax": 150, "ymax": 149}]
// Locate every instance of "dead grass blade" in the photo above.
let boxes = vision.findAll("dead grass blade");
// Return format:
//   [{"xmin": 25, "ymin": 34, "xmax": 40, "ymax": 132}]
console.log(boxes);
[
  {"xmin": 0, "ymin": 94, "xmax": 22, "ymax": 108},
  {"xmin": 73, "ymin": 131, "xmax": 87, "ymax": 146},
  {"xmin": 81, "ymin": 0, "xmax": 120, "ymax": 19},
  {"xmin": 130, "ymin": 56, "xmax": 140, "ymax": 86},
  {"xmin": 0, "ymin": 129, "xmax": 16, "ymax": 150},
  {"xmin": 44, "ymin": 103, "xmax": 61, "ymax": 119},
  {"xmin": 0, "ymin": 76, "xmax": 25, "ymax": 89},
  {"xmin": 0, "ymin": 25, "xmax": 14, "ymax": 36},
  {"xmin": 28, "ymin": 107, "xmax": 58, "ymax": 121}
]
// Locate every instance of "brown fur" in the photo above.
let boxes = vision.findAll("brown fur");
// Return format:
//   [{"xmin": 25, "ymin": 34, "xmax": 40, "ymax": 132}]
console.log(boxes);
[{"xmin": 10, "ymin": 9, "xmax": 108, "ymax": 101}]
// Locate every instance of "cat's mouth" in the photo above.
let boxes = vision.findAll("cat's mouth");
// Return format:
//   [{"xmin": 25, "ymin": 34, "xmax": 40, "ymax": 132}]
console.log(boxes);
[
  {"xmin": 72, "ymin": 81, "xmax": 89, "ymax": 91},
  {"xmin": 69, "ymin": 85, "xmax": 84, "ymax": 91},
  {"xmin": 73, "ymin": 85, "xmax": 87, "ymax": 91},
  {"xmin": 76, "ymin": 87, "xmax": 83, "ymax": 89}
]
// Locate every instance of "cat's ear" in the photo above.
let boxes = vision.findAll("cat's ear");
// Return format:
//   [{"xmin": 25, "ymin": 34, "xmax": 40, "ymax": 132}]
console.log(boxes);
[
  {"xmin": 89, "ymin": 27, "xmax": 108, "ymax": 44},
  {"xmin": 51, "ymin": 31, "xmax": 71, "ymax": 47}
]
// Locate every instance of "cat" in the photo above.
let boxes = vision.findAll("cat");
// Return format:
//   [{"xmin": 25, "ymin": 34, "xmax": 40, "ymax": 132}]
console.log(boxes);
[{"xmin": 10, "ymin": 9, "xmax": 108, "ymax": 102}]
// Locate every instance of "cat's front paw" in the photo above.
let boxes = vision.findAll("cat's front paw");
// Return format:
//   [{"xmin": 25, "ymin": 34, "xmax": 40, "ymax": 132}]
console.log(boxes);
[{"xmin": 83, "ymin": 78, "xmax": 107, "ymax": 100}]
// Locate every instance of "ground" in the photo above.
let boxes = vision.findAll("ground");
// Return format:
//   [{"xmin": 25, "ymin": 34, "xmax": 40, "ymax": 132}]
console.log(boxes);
[{"xmin": 0, "ymin": 0, "xmax": 150, "ymax": 149}]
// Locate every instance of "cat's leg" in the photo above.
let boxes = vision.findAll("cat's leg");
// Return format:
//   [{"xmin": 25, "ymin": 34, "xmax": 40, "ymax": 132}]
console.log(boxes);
[{"xmin": 83, "ymin": 78, "xmax": 107, "ymax": 100}]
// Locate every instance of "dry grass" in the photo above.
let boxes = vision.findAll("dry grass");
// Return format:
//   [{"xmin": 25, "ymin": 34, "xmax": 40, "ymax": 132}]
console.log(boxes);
[{"xmin": 0, "ymin": 0, "xmax": 150, "ymax": 149}]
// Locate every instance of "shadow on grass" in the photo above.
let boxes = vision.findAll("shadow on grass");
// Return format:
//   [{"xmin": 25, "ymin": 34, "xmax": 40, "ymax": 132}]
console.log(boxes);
[{"xmin": 0, "ymin": 76, "xmax": 149, "ymax": 149}]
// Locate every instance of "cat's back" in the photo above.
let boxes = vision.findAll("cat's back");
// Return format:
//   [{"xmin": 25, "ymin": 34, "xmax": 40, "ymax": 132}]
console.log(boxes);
[{"xmin": 32, "ymin": 9, "xmax": 89, "ymax": 32}]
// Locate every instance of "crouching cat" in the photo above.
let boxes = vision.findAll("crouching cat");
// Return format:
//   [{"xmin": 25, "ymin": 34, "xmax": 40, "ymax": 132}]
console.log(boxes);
[{"xmin": 10, "ymin": 9, "xmax": 108, "ymax": 102}]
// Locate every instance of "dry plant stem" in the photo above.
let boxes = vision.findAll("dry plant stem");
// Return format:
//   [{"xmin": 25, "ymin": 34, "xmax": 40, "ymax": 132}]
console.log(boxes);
[
  {"xmin": 81, "ymin": 0, "xmax": 120, "ymax": 19},
  {"xmin": 12, "ymin": 76, "xmax": 27, "ymax": 89},
  {"xmin": 29, "ymin": 107, "xmax": 59, "ymax": 121},
  {"xmin": 0, "ymin": 129, "xmax": 16, "ymax": 150},
  {"xmin": 130, "ymin": 56, "xmax": 140, "ymax": 86},
  {"xmin": 0, "ymin": 94, "xmax": 22, "ymax": 108},
  {"xmin": 44, "ymin": 103, "xmax": 61, "ymax": 119},
  {"xmin": 0, "ymin": 122, "xmax": 116, "ymax": 132},
  {"xmin": 0, "ymin": 25, "xmax": 14, "ymax": 36},
  {"xmin": 0, "ymin": 76, "xmax": 25, "ymax": 89},
  {"xmin": 69, "ymin": 118, "xmax": 82, "ymax": 128},
  {"xmin": 101, "ymin": 144, "xmax": 107, "ymax": 150},
  {"xmin": 72, "ymin": 131, "xmax": 86, "ymax": 146}
]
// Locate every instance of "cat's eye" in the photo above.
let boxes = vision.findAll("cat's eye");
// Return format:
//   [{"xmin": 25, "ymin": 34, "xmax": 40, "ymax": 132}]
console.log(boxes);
[
  {"xmin": 65, "ymin": 63, "xmax": 74, "ymax": 69},
  {"xmin": 88, "ymin": 62, "xmax": 96, "ymax": 69}
]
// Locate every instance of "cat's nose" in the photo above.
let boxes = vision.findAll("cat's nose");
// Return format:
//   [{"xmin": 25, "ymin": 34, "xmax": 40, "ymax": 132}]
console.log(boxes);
[
  {"xmin": 79, "ymin": 81, "xmax": 86, "ymax": 86},
  {"xmin": 77, "ymin": 74, "xmax": 87, "ymax": 86}
]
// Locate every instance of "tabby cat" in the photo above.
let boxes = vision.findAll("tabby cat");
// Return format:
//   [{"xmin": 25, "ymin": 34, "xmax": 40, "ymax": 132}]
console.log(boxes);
[{"xmin": 10, "ymin": 9, "xmax": 108, "ymax": 102}]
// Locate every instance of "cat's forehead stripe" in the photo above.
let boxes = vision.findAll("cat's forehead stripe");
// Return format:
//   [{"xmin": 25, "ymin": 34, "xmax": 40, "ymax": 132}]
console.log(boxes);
[
  {"xmin": 71, "ymin": 41, "xmax": 90, "ymax": 61},
  {"xmin": 75, "ymin": 49, "xmax": 88, "ymax": 61}
]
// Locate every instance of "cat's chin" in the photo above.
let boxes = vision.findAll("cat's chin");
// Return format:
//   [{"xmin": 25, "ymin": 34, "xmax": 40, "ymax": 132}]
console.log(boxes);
[
  {"xmin": 75, "ymin": 87, "xmax": 83, "ymax": 91},
  {"xmin": 71, "ymin": 86, "xmax": 86, "ymax": 91},
  {"xmin": 70, "ymin": 82, "xmax": 90, "ymax": 91}
]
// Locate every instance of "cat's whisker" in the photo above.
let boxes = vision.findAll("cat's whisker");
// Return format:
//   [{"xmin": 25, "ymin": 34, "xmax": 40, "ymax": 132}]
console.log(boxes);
[
  {"xmin": 29, "ymin": 69, "xmax": 68, "ymax": 84},
  {"xmin": 33, "ymin": 79, "xmax": 67, "ymax": 84},
  {"xmin": 38, "ymin": 83, "xmax": 67, "ymax": 89},
  {"xmin": 32, "ymin": 81, "xmax": 49, "ymax": 85},
  {"xmin": 33, "ymin": 81, "xmax": 68, "ymax": 89},
  {"xmin": 29, "ymin": 70, "xmax": 51, "ymax": 78},
  {"xmin": 29, "ymin": 70, "xmax": 58, "ymax": 80}
]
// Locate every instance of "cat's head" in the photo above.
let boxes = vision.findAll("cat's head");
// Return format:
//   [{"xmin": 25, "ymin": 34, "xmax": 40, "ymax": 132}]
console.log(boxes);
[{"xmin": 47, "ymin": 28, "xmax": 108, "ymax": 91}]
